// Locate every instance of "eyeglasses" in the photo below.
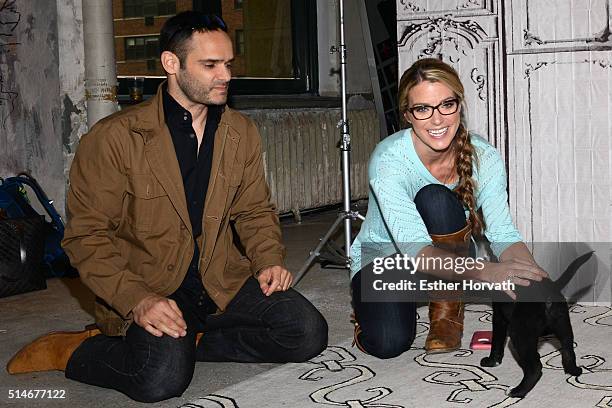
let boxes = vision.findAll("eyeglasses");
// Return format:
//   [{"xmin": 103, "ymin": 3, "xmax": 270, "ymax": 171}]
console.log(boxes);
[
  {"xmin": 166, "ymin": 14, "xmax": 227, "ymax": 46},
  {"xmin": 407, "ymin": 98, "xmax": 460, "ymax": 120}
]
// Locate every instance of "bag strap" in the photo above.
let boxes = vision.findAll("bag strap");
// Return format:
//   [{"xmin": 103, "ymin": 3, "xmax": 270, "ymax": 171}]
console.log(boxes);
[
  {"xmin": 2, "ymin": 173, "xmax": 65, "ymax": 234},
  {"xmin": 368, "ymin": 184, "xmax": 401, "ymax": 255}
]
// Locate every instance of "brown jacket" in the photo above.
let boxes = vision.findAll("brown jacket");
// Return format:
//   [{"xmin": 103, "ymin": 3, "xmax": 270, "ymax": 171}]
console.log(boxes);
[{"xmin": 63, "ymin": 85, "xmax": 285, "ymax": 336}]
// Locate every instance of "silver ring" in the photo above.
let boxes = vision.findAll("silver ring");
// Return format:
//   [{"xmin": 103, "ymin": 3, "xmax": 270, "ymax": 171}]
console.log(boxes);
[{"xmin": 508, "ymin": 274, "xmax": 514, "ymax": 282}]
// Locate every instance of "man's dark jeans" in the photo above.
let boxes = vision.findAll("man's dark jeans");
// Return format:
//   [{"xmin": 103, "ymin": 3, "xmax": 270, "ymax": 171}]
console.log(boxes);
[
  {"xmin": 351, "ymin": 184, "xmax": 468, "ymax": 359},
  {"xmin": 65, "ymin": 277, "xmax": 328, "ymax": 403}
]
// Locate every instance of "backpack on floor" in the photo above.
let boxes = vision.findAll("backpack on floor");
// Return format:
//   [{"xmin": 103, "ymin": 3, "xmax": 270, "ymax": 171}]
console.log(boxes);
[{"xmin": 0, "ymin": 172, "xmax": 78, "ymax": 280}]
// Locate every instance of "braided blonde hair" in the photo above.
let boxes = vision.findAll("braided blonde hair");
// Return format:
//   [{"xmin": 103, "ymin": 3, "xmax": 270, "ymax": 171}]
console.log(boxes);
[{"xmin": 398, "ymin": 58, "xmax": 483, "ymax": 235}]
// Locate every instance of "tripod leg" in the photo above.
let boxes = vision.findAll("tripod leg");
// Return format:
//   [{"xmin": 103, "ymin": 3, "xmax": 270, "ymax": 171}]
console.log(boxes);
[{"xmin": 293, "ymin": 213, "xmax": 347, "ymax": 285}]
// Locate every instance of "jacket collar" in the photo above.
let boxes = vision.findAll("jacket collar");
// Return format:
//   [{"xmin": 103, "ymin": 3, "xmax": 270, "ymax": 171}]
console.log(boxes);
[
  {"xmin": 130, "ymin": 81, "xmax": 236, "ymax": 141},
  {"xmin": 129, "ymin": 81, "xmax": 239, "ymax": 235}
]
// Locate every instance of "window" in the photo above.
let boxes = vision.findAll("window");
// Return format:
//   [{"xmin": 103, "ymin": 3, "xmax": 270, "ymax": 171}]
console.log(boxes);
[
  {"xmin": 125, "ymin": 36, "xmax": 159, "ymax": 60},
  {"xmin": 222, "ymin": 0, "xmax": 319, "ymax": 94},
  {"xmin": 115, "ymin": 0, "xmax": 317, "ymax": 96},
  {"xmin": 123, "ymin": 0, "xmax": 176, "ymax": 18},
  {"xmin": 157, "ymin": 0, "xmax": 176, "ymax": 15},
  {"xmin": 235, "ymin": 29, "xmax": 245, "ymax": 56}
]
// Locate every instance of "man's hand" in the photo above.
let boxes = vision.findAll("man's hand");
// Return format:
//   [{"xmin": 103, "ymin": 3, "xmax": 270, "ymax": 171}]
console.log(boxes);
[
  {"xmin": 257, "ymin": 265, "xmax": 292, "ymax": 296},
  {"xmin": 132, "ymin": 294, "xmax": 187, "ymax": 338}
]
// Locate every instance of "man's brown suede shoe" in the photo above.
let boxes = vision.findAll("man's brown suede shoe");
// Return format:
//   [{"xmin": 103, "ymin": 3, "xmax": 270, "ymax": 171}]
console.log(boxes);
[
  {"xmin": 7, "ymin": 326, "xmax": 207, "ymax": 374},
  {"xmin": 6, "ymin": 325, "xmax": 100, "ymax": 374}
]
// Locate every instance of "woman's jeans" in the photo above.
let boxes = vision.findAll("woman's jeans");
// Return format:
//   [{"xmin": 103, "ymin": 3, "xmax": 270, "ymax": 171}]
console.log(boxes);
[
  {"xmin": 351, "ymin": 184, "xmax": 468, "ymax": 359},
  {"xmin": 65, "ymin": 277, "xmax": 328, "ymax": 402}
]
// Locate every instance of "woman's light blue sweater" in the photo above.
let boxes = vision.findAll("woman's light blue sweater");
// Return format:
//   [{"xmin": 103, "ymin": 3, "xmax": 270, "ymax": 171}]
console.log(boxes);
[{"xmin": 349, "ymin": 128, "xmax": 523, "ymax": 278}]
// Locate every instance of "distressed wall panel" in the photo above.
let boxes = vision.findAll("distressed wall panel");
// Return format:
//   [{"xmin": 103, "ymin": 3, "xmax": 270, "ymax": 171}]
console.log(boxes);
[
  {"xmin": 0, "ymin": 1, "xmax": 65, "ymax": 212},
  {"xmin": 244, "ymin": 108, "xmax": 379, "ymax": 214},
  {"xmin": 397, "ymin": 0, "xmax": 612, "ymax": 302},
  {"xmin": 396, "ymin": 1, "xmax": 506, "ymax": 154},
  {"xmin": 505, "ymin": 0, "xmax": 612, "ymax": 244},
  {"xmin": 504, "ymin": 1, "xmax": 612, "ymax": 303},
  {"xmin": 507, "ymin": 0, "xmax": 612, "ymax": 55},
  {"xmin": 507, "ymin": 53, "xmax": 612, "ymax": 288},
  {"xmin": 57, "ymin": 0, "xmax": 87, "ymax": 208},
  {"xmin": 397, "ymin": 0, "xmax": 495, "ymax": 17}
]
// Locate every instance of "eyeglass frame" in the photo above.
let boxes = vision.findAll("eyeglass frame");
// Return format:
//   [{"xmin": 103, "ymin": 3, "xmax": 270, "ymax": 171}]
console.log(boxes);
[{"xmin": 406, "ymin": 98, "xmax": 461, "ymax": 120}]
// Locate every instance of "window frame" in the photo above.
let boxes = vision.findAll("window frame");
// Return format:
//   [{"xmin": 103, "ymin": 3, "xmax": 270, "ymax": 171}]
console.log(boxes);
[
  {"xmin": 235, "ymin": 29, "xmax": 245, "ymax": 56},
  {"xmin": 123, "ymin": 0, "xmax": 176, "ymax": 18},
  {"xmin": 117, "ymin": 0, "xmax": 318, "ymax": 98},
  {"xmin": 124, "ymin": 35, "xmax": 160, "ymax": 60}
]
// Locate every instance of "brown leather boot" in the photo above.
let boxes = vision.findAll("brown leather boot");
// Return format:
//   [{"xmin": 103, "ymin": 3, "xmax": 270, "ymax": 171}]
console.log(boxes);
[
  {"xmin": 6, "ymin": 325, "xmax": 100, "ymax": 374},
  {"xmin": 425, "ymin": 224, "xmax": 471, "ymax": 354},
  {"xmin": 350, "ymin": 312, "xmax": 367, "ymax": 354},
  {"xmin": 425, "ymin": 300, "xmax": 465, "ymax": 353}
]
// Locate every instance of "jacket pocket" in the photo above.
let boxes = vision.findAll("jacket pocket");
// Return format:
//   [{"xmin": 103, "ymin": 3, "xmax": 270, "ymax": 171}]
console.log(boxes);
[
  {"xmin": 125, "ymin": 174, "xmax": 168, "ymax": 232},
  {"xmin": 228, "ymin": 162, "xmax": 244, "ymax": 187}
]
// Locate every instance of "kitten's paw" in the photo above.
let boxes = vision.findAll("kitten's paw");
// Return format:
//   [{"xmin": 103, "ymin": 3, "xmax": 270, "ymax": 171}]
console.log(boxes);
[
  {"xmin": 480, "ymin": 356, "xmax": 501, "ymax": 367},
  {"xmin": 566, "ymin": 366, "xmax": 582, "ymax": 377},
  {"xmin": 507, "ymin": 386, "xmax": 527, "ymax": 398}
]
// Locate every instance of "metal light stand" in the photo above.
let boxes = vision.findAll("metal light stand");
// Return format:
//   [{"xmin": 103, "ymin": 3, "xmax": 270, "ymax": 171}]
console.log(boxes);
[{"xmin": 293, "ymin": 0, "xmax": 364, "ymax": 286}]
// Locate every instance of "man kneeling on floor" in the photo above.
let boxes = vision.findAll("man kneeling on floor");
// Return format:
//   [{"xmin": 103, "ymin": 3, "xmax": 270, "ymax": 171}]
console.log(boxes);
[{"xmin": 7, "ymin": 11, "xmax": 328, "ymax": 403}]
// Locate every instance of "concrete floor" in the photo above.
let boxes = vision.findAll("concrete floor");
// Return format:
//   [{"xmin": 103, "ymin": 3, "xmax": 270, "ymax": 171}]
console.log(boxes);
[{"xmin": 0, "ymin": 208, "xmax": 358, "ymax": 407}]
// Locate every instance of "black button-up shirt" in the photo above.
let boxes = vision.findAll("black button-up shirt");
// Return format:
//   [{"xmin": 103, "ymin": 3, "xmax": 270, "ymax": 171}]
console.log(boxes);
[
  {"xmin": 162, "ymin": 88, "xmax": 221, "ymax": 238},
  {"xmin": 163, "ymin": 87, "xmax": 223, "ymax": 302}
]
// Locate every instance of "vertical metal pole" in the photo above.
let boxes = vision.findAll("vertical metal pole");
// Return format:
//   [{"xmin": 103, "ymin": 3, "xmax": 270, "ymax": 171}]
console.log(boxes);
[
  {"xmin": 294, "ymin": 0, "xmax": 363, "ymax": 285},
  {"xmin": 83, "ymin": 0, "xmax": 118, "ymax": 128},
  {"xmin": 338, "ymin": 0, "xmax": 352, "ymax": 266}
]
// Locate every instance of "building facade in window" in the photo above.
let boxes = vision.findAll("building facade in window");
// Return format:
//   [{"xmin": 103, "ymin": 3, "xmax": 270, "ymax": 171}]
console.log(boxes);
[
  {"xmin": 112, "ymin": 0, "xmax": 316, "ymax": 95},
  {"xmin": 123, "ymin": 0, "xmax": 176, "ymax": 18},
  {"xmin": 235, "ymin": 29, "xmax": 245, "ymax": 56}
]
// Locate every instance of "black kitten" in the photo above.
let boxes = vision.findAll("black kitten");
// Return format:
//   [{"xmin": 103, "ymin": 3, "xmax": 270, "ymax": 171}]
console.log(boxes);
[{"xmin": 480, "ymin": 251, "xmax": 594, "ymax": 398}]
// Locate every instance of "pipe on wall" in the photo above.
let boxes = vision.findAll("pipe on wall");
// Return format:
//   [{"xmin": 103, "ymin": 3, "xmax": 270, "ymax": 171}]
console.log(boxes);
[{"xmin": 82, "ymin": 0, "xmax": 118, "ymax": 127}]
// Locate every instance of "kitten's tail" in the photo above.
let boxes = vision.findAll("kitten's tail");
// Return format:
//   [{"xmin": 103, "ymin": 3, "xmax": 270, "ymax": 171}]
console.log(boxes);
[{"xmin": 554, "ymin": 251, "xmax": 595, "ymax": 289}]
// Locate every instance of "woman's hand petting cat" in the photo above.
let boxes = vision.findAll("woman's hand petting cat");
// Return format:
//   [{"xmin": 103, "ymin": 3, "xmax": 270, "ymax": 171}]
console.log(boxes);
[{"xmin": 482, "ymin": 259, "xmax": 549, "ymax": 300}]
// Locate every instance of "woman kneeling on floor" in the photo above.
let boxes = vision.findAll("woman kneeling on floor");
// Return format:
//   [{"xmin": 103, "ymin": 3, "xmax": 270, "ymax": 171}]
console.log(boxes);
[{"xmin": 349, "ymin": 58, "xmax": 547, "ymax": 358}]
